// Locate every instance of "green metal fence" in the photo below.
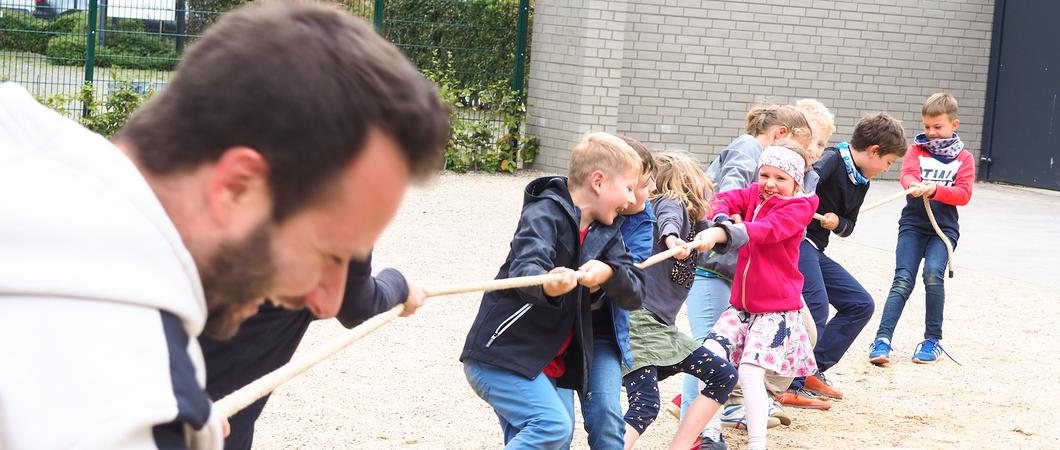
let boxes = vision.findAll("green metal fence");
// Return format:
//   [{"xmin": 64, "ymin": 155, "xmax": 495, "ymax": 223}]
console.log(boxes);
[{"xmin": 0, "ymin": 0, "xmax": 530, "ymax": 124}]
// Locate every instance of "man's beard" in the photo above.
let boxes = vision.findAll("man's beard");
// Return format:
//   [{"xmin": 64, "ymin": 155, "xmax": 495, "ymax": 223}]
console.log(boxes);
[{"xmin": 201, "ymin": 220, "xmax": 275, "ymax": 339}]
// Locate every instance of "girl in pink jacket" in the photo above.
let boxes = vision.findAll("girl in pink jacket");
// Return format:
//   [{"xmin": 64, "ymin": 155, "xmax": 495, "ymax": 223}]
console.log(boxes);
[{"xmin": 694, "ymin": 140, "xmax": 819, "ymax": 450}]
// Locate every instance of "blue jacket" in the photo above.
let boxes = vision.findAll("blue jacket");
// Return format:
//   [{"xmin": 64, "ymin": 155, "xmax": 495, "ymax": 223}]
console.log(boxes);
[
  {"xmin": 460, "ymin": 176, "xmax": 646, "ymax": 392},
  {"xmin": 614, "ymin": 201, "xmax": 656, "ymax": 369}
]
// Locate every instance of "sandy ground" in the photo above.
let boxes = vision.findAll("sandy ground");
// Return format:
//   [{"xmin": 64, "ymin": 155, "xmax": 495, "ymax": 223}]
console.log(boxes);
[{"xmin": 254, "ymin": 172, "xmax": 1060, "ymax": 450}]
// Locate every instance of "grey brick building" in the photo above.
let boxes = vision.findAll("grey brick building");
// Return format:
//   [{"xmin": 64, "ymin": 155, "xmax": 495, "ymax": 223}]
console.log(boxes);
[{"xmin": 526, "ymin": 0, "xmax": 995, "ymax": 179}]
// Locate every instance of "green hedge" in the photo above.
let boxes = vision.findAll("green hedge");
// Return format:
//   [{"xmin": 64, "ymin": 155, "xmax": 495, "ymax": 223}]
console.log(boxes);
[
  {"xmin": 0, "ymin": 10, "xmax": 51, "ymax": 54},
  {"xmin": 381, "ymin": 0, "xmax": 529, "ymax": 92}
]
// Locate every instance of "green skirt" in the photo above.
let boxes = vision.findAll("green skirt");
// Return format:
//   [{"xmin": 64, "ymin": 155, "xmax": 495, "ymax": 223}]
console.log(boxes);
[{"xmin": 625, "ymin": 308, "xmax": 702, "ymax": 376}]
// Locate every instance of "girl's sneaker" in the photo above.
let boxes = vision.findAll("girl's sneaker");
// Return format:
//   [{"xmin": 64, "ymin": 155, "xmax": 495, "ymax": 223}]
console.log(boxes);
[{"xmin": 868, "ymin": 338, "xmax": 892, "ymax": 366}]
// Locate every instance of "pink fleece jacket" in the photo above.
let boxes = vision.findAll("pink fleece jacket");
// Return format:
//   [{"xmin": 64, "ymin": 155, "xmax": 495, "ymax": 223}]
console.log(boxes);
[{"xmin": 712, "ymin": 184, "xmax": 819, "ymax": 314}]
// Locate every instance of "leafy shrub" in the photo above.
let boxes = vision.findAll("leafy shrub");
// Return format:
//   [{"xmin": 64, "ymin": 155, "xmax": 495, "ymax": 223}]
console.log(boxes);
[
  {"xmin": 382, "ymin": 0, "xmax": 530, "ymax": 92},
  {"xmin": 423, "ymin": 51, "xmax": 538, "ymax": 173},
  {"xmin": 48, "ymin": 11, "xmax": 87, "ymax": 33},
  {"xmin": 46, "ymin": 30, "xmax": 177, "ymax": 70},
  {"xmin": 39, "ymin": 81, "xmax": 152, "ymax": 137},
  {"xmin": 0, "ymin": 10, "xmax": 51, "ymax": 53}
]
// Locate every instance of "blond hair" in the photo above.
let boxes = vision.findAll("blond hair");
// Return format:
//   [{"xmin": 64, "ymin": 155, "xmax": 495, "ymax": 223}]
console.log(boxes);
[
  {"xmin": 746, "ymin": 104, "xmax": 812, "ymax": 139},
  {"xmin": 650, "ymin": 152, "xmax": 714, "ymax": 222},
  {"xmin": 922, "ymin": 92, "xmax": 958, "ymax": 119},
  {"xmin": 568, "ymin": 132, "xmax": 642, "ymax": 187},
  {"xmin": 796, "ymin": 98, "xmax": 836, "ymax": 136}
]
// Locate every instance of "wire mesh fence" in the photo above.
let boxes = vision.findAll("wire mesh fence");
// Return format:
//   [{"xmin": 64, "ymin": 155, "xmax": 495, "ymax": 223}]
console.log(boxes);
[{"xmin": 0, "ymin": 0, "xmax": 528, "ymax": 119}]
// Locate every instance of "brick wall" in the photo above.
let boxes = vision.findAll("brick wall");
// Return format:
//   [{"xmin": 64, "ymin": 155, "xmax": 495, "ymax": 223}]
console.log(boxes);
[{"xmin": 528, "ymin": 0, "xmax": 995, "ymax": 179}]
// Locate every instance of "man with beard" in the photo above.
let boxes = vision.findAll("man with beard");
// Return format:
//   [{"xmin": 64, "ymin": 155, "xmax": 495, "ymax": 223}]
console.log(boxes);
[{"xmin": 0, "ymin": 1, "xmax": 448, "ymax": 449}]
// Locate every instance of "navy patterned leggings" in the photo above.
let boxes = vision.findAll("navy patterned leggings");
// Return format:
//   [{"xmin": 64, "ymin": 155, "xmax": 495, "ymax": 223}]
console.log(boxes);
[{"xmin": 622, "ymin": 346, "xmax": 737, "ymax": 434}]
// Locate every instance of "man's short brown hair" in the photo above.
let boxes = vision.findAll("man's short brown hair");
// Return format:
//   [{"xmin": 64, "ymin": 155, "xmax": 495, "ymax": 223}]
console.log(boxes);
[
  {"xmin": 116, "ymin": 1, "xmax": 449, "ymax": 221},
  {"xmin": 922, "ymin": 92, "xmax": 959, "ymax": 120},
  {"xmin": 568, "ymin": 132, "xmax": 641, "ymax": 187},
  {"xmin": 850, "ymin": 112, "xmax": 908, "ymax": 157}
]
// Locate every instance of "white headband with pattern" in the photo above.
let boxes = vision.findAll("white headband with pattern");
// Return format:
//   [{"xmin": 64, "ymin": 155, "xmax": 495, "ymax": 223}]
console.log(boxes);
[{"xmin": 759, "ymin": 145, "xmax": 805, "ymax": 186}]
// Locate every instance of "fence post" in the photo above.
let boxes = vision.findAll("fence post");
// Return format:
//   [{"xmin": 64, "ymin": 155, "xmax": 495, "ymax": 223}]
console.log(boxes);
[
  {"xmin": 508, "ymin": 0, "xmax": 530, "ymax": 160},
  {"xmin": 176, "ymin": 0, "xmax": 187, "ymax": 54},
  {"xmin": 83, "ymin": 0, "xmax": 99, "ymax": 118},
  {"xmin": 510, "ymin": 0, "xmax": 529, "ymax": 97},
  {"xmin": 373, "ymin": 0, "xmax": 384, "ymax": 32}
]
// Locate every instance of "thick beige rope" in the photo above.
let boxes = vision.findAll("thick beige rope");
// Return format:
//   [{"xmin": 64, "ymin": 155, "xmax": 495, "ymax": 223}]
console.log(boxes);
[
  {"xmin": 922, "ymin": 195, "xmax": 956, "ymax": 278},
  {"xmin": 812, "ymin": 186, "xmax": 916, "ymax": 222},
  {"xmin": 213, "ymin": 241, "xmax": 698, "ymax": 418},
  {"xmin": 807, "ymin": 185, "xmax": 955, "ymax": 277}
]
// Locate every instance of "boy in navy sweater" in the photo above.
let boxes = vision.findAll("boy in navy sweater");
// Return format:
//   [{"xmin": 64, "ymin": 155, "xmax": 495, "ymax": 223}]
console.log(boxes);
[
  {"xmin": 869, "ymin": 93, "xmax": 975, "ymax": 366},
  {"xmin": 778, "ymin": 113, "xmax": 908, "ymax": 409},
  {"xmin": 460, "ymin": 132, "xmax": 646, "ymax": 449}
]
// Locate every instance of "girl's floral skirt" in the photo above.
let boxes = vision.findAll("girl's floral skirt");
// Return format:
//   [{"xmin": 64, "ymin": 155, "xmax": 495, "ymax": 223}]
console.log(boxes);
[{"xmin": 707, "ymin": 307, "xmax": 817, "ymax": 377}]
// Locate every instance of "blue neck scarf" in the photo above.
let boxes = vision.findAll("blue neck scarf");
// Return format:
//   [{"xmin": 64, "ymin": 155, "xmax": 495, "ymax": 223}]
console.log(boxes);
[{"xmin": 836, "ymin": 142, "xmax": 868, "ymax": 186}]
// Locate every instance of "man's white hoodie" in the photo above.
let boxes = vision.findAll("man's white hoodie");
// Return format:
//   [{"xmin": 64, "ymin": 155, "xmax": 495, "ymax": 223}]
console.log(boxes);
[{"xmin": 0, "ymin": 83, "xmax": 223, "ymax": 449}]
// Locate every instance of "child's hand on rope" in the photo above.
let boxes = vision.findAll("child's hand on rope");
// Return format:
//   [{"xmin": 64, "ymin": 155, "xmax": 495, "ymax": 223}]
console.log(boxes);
[
  {"xmin": 665, "ymin": 234, "xmax": 692, "ymax": 260},
  {"xmin": 577, "ymin": 259, "xmax": 614, "ymax": 293},
  {"xmin": 910, "ymin": 181, "xmax": 937, "ymax": 198},
  {"xmin": 543, "ymin": 267, "xmax": 580, "ymax": 297},
  {"xmin": 399, "ymin": 280, "xmax": 428, "ymax": 317},
  {"xmin": 692, "ymin": 227, "xmax": 728, "ymax": 252},
  {"xmin": 820, "ymin": 212, "xmax": 840, "ymax": 230}
]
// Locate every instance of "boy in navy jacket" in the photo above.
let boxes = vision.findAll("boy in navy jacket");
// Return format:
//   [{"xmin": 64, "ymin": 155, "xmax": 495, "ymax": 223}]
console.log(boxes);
[{"xmin": 461, "ymin": 132, "xmax": 646, "ymax": 449}]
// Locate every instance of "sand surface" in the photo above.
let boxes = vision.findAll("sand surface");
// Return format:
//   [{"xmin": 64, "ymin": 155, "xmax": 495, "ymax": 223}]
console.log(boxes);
[{"xmin": 253, "ymin": 172, "xmax": 1060, "ymax": 449}]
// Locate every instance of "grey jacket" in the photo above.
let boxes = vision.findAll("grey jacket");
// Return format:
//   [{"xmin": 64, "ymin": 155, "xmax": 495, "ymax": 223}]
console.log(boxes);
[
  {"xmin": 643, "ymin": 197, "xmax": 745, "ymax": 325},
  {"xmin": 701, "ymin": 135, "xmax": 763, "ymax": 279}
]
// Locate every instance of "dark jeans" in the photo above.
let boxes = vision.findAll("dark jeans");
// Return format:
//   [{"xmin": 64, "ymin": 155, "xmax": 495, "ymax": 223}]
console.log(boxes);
[
  {"xmin": 791, "ymin": 240, "xmax": 874, "ymax": 389},
  {"xmin": 875, "ymin": 230, "xmax": 953, "ymax": 341}
]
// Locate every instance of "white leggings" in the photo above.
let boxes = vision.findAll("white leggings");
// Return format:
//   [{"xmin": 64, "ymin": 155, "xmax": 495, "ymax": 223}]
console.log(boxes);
[{"xmin": 702, "ymin": 339, "xmax": 769, "ymax": 450}]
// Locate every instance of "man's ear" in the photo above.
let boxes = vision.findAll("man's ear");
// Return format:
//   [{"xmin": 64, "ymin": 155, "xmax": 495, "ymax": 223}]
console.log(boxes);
[{"xmin": 206, "ymin": 147, "xmax": 270, "ymax": 226}]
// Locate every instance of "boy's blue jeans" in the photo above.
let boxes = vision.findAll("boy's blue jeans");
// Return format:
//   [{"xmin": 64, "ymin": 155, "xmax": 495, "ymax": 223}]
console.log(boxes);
[
  {"xmin": 558, "ymin": 335, "xmax": 625, "ymax": 450},
  {"xmin": 464, "ymin": 360, "xmax": 574, "ymax": 449},
  {"xmin": 791, "ymin": 240, "xmax": 873, "ymax": 390},
  {"xmin": 680, "ymin": 271, "xmax": 732, "ymax": 416},
  {"xmin": 875, "ymin": 230, "xmax": 953, "ymax": 341}
]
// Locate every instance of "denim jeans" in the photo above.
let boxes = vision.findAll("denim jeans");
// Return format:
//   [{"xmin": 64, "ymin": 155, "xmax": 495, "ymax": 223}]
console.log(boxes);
[
  {"xmin": 791, "ymin": 240, "xmax": 873, "ymax": 390},
  {"xmin": 558, "ymin": 335, "xmax": 625, "ymax": 450},
  {"xmin": 875, "ymin": 230, "xmax": 953, "ymax": 341},
  {"xmin": 680, "ymin": 271, "xmax": 732, "ymax": 417},
  {"xmin": 464, "ymin": 360, "xmax": 575, "ymax": 449}
]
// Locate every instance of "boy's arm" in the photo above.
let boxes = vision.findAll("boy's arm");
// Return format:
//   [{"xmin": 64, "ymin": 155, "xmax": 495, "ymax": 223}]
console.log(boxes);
[
  {"xmin": 598, "ymin": 237, "xmax": 646, "ymax": 311},
  {"xmin": 744, "ymin": 196, "xmax": 820, "ymax": 244},
  {"xmin": 900, "ymin": 144, "xmax": 923, "ymax": 189},
  {"xmin": 507, "ymin": 201, "xmax": 568, "ymax": 308},
  {"xmin": 930, "ymin": 151, "xmax": 976, "ymax": 206},
  {"xmin": 832, "ymin": 204, "xmax": 859, "ymax": 238},
  {"xmin": 335, "ymin": 254, "xmax": 411, "ymax": 329}
]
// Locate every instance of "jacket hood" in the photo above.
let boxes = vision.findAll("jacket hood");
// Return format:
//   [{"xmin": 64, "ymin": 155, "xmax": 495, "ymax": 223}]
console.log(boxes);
[
  {"xmin": 0, "ymin": 83, "xmax": 207, "ymax": 336},
  {"xmin": 525, "ymin": 176, "xmax": 581, "ymax": 225}
]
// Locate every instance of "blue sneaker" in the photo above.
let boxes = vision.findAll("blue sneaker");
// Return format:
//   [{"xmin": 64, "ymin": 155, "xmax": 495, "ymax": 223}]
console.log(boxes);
[
  {"xmin": 868, "ymin": 338, "xmax": 892, "ymax": 366},
  {"xmin": 912, "ymin": 339, "xmax": 961, "ymax": 365}
]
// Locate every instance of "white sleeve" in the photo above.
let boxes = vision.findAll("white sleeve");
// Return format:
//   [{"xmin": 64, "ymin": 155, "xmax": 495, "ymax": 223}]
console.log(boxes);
[{"xmin": 0, "ymin": 298, "xmax": 221, "ymax": 450}]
